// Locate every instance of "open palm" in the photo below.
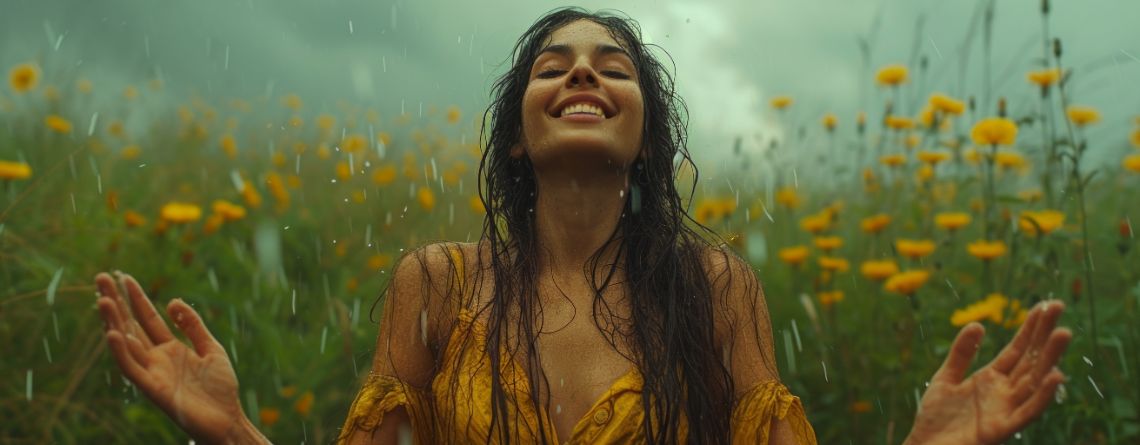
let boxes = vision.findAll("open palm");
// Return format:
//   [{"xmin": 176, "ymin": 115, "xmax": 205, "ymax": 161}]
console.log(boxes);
[
  {"xmin": 95, "ymin": 272, "xmax": 246, "ymax": 444},
  {"xmin": 906, "ymin": 301, "xmax": 1072, "ymax": 445}
]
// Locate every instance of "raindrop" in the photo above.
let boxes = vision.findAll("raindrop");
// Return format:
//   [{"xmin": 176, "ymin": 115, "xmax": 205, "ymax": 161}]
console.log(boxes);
[
  {"xmin": 208, "ymin": 268, "xmax": 219, "ymax": 293},
  {"xmin": 70, "ymin": 193, "xmax": 77, "ymax": 214},
  {"xmin": 348, "ymin": 20, "xmax": 354, "ymax": 34},
  {"xmin": 320, "ymin": 326, "xmax": 328, "ymax": 355},
  {"xmin": 46, "ymin": 267, "xmax": 64, "ymax": 306},
  {"xmin": 420, "ymin": 310, "xmax": 429, "ymax": 346},
  {"xmin": 782, "ymin": 330, "xmax": 796, "ymax": 374},
  {"xmin": 230, "ymin": 338, "xmax": 239, "ymax": 364},
  {"xmin": 790, "ymin": 319, "xmax": 802, "ymax": 352},
  {"xmin": 87, "ymin": 112, "xmax": 99, "ymax": 136},
  {"xmin": 1054, "ymin": 382, "xmax": 1066, "ymax": 403},
  {"xmin": 26, "ymin": 369, "xmax": 33, "ymax": 401},
  {"xmin": 224, "ymin": 45, "xmax": 230, "ymax": 70},
  {"xmin": 1087, "ymin": 376, "xmax": 1104, "ymax": 398},
  {"xmin": 291, "ymin": 289, "xmax": 297, "ymax": 315},
  {"xmin": 555, "ymin": 404, "xmax": 562, "ymax": 414},
  {"xmin": 1014, "ymin": 432, "xmax": 1022, "ymax": 440},
  {"xmin": 821, "ymin": 361, "xmax": 828, "ymax": 383},
  {"xmin": 43, "ymin": 337, "xmax": 53, "ymax": 363},
  {"xmin": 1082, "ymin": 356, "xmax": 1093, "ymax": 367}
]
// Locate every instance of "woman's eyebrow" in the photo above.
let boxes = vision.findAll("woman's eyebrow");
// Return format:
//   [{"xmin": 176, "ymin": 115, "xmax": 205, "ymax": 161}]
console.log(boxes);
[{"xmin": 537, "ymin": 43, "xmax": 631, "ymax": 60}]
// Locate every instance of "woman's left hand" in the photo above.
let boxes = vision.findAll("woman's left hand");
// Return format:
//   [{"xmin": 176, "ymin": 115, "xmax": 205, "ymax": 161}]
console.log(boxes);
[{"xmin": 904, "ymin": 300, "xmax": 1072, "ymax": 445}]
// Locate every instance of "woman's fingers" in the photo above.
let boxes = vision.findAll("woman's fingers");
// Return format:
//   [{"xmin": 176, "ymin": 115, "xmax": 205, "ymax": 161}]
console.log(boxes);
[
  {"xmin": 96, "ymin": 273, "xmax": 153, "ymax": 348},
  {"xmin": 1009, "ymin": 302, "xmax": 1066, "ymax": 380},
  {"xmin": 932, "ymin": 322, "xmax": 986, "ymax": 385},
  {"xmin": 167, "ymin": 299, "xmax": 224, "ymax": 358},
  {"xmin": 119, "ymin": 273, "xmax": 176, "ymax": 345},
  {"xmin": 106, "ymin": 330, "xmax": 150, "ymax": 388},
  {"xmin": 1009, "ymin": 368, "xmax": 1065, "ymax": 432},
  {"xmin": 1033, "ymin": 328, "xmax": 1072, "ymax": 382},
  {"xmin": 990, "ymin": 300, "xmax": 1046, "ymax": 375}
]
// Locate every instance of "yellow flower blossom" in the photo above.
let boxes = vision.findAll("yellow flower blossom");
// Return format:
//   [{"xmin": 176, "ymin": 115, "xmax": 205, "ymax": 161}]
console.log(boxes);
[
  {"xmin": 971, "ymin": 117, "xmax": 1017, "ymax": 146},
  {"xmin": 212, "ymin": 200, "xmax": 246, "ymax": 221},
  {"xmin": 917, "ymin": 150, "xmax": 951, "ymax": 165},
  {"xmin": 76, "ymin": 78, "xmax": 93, "ymax": 94},
  {"xmin": 316, "ymin": 114, "xmax": 336, "ymax": 132},
  {"xmin": 342, "ymin": 134, "xmax": 367, "ymax": 153},
  {"xmin": 45, "ymin": 115, "xmax": 73, "ymax": 134},
  {"xmin": 417, "ymin": 187, "xmax": 436, "ymax": 211},
  {"xmin": 885, "ymin": 115, "xmax": 915, "ymax": 130},
  {"xmin": 123, "ymin": 85, "xmax": 138, "ymax": 101},
  {"xmin": 895, "ymin": 239, "xmax": 936, "ymax": 259},
  {"xmin": 821, "ymin": 113, "xmax": 837, "ymax": 132},
  {"xmin": 1026, "ymin": 68, "xmax": 1060, "ymax": 89},
  {"xmin": 884, "ymin": 270, "xmax": 930, "ymax": 295},
  {"xmin": 950, "ymin": 293, "xmax": 1009, "ymax": 327},
  {"xmin": 935, "ymin": 212, "xmax": 971, "ymax": 231},
  {"xmin": 288, "ymin": 115, "xmax": 303, "ymax": 128},
  {"xmin": 1130, "ymin": 129, "xmax": 1140, "ymax": 149},
  {"xmin": 294, "ymin": 391, "xmax": 314, "ymax": 417},
  {"xmin": 0, "ymin": 160, "xmax": 33, "ymax": 180},
  {"xmin": 446, "ymin": 105, "xmax": 462, "ymax": 124},
  {"xmin": 967, "ymin": 239, "xmax": 1007, "ymax": 261},
  {"xmin": 880, "ymin": 154, "xmax": 906, "ymax": 168},
  {"xmin": 266, "ymin": 172, "xmax": 289, "ymax": 209},
  {"xmin": 202, "ymin": 213, "xmax": 225, "ymax": 235},
  {"xmin": 818, "ymin": 256, "xmax": 850, "ymax": 273},
  {"xmin": 1018, "ymin": 189, "xmax": 1043, "ymax": 203},
  {"xmin": 470, "ymin": 195, "xmax": 486, "ymax": 213},
  {"xmin": 1124, "ymin": 154, "xmax": 1140, "ymax": 173},
  {"xmin": 259, "ymin": 408, "xmax": 281, "ymax": 428},
  {"xmin": 860, "ymin": 214, "xmax": 891, "ymax": 234},
  {"xmin": 242, "ymin": 180, "xmax": 262, "ymax": 208},
  {"xmin": 8, "ymin": 63, "xmax": 39, "ymax": 92},
  {"xmin": 929, "ymin": 93, "xmax": 965, "ymax": 115},
  {"xmin": 281, "ymin": 93, "xmax": 303, "ymax": 111},
  {"xmin": 316, "ymin": 143, "xmax": 332, "ymax": 160},
  {"xmin": 800, "ymin": 212, "xmax": 831, "ymax": 234},
  {"xmin": 160, "ymin": 202, "xmax": 202, "ymax": 224},
  {"xmin": 860, "ymin": 260, "xmax": 899, "ymax": 281},
  {"xmin": 770, "ymin": 96, "xmax": 793, "ymax": 110},
  {"xmin": 818, "ymin": 290, "xmax": 845, "ymax": 308},
  {"xmin": 1019, "ymin": 210, "xmax": 1065, "ymax": 236},
  {"xmin": 336, "ymin": 161, "xmax": 352, "ymax": 180},
  {"xmin": 778, "ymin": 246, "xmax": 810, "ymax": 266},
  {"xmin": 220, "ymin": 134, "xmax": 238, "ymax": 159},
  {"xmin": 124, "ymin": 210, "xmax": 147, "ymax": 228},
  {"xmin": 1066, "ymin": 105, "xmax": 1100, "ymax": 127},
  {"xmin": 368, "ymin": 254, "xmax": 393, "ymax": 271},
  {"xmin": 813, "ymin": 236, "xmax": 843, "ymax": 252},
  {"xmin": 372, "ymin": 164, "xmax": 397, "ymax": 185},
  {"xmin": 876, "ymin": 64, "xmax": 908, "ymax": 86},
  {"xmin": 994, "ymin": 151, "xmax": 1028, "ymax": 171},
  {"xmin": 775, "ymin": 187, "xmax": 801, "ymax": 209}
]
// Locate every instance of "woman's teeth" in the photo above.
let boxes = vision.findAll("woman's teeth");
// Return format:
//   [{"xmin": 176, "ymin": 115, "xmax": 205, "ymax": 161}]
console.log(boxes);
[{"xmin": 559, "ymin": 103, "xmax": 605, "ymax": 118}]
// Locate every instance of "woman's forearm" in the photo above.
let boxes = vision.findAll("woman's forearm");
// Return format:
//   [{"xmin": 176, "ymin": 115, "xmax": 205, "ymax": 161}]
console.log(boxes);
[{"xmin": 212, "ymin": 415, "xmax": 272, "ymax": 445}]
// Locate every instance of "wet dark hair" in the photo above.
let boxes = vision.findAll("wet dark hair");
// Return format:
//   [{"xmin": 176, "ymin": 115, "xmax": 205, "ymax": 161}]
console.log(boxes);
[{"xmin": 365, "ymin": 6, "xmax": 775, "ymax": 445}]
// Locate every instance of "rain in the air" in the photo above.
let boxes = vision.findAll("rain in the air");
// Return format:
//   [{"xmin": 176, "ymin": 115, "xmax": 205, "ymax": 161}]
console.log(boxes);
[{"xmin": 2, "ymin": 0, "xmax": 1138, "ymax": 443}]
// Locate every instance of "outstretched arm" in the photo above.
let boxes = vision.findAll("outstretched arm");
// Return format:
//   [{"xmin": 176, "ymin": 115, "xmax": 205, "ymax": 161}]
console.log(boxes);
[{"xmin": 904, "ymin": 301, "xmax": 1072, "ymax": 445}]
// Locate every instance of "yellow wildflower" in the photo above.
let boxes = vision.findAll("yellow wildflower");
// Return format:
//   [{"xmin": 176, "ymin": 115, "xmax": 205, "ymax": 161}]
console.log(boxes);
[
  {"xmin": 821, "ymin": 113, "xmax": 837, "ymax": 132},
  {"xmin": 446, "ymin": 105, "xmax": 462, "ymax": 124},
  {"xmin": 0, "ymin": 160, "xmax": 33, "ymax": 180},
  {"xmin": 884, "ymin": 270, "xmax": 930, "ymax": 295},
  {"xmin": 121, "ymin": 145, "xmax": 141, "ymax": 160},
  {"xmin": 778, "ymin": 246, "xmax": 810, "ymax": 267},
  {"xmin": 242, "ymin": 180, "xmax": 262, "ymax": 208},
  {"xmin": 288, "ymin": 115, "xmax": 303, "ymax": 128},
  {"xmin": 1124, "ymin": 154, "xmax": 1140, "ymax": 173},
  {"xmin": 1018, "ymin": 189, "xmax": 1043, "ymax": 203},
  {"xmin": 813, "ymin": 236, "xmax": 843, "ymax": 252},
  {"xmin": 160, "ymin": 202, "xmax": 202, "ymax": 224},
  {"xmin": 860, "ymin": 260, "xmax": 899, "ymax": 281},
  {"xmin": 281, "ymin": 93, "xmax": 303, "ymax": 111},
  {"xmin": 994, "ymin": 151, "xmax": 1028, "ymax": 171},
  {"xmin": 212, "ymin": 200, "xmax": 246, "ymax": 221},
  {"xmin": 342, "ymin": 134, "xmax": 367, "ymax": 153},
  {"xmin": 202, "ymin": 213, "xmax": 225, "ymax": 235},
  {"xmin": 470, "ymin": 195, "xmax": 486, "ymax": 213},
  {"xmin": 123, "ymin": 86, "xmax": 138, "ymax": 101},
  {"xmin": 818, "ymin": 256, "xmax": 850, "ymax": 273},
  {"xmin": 259, "ymin": 408, "xmax": 281, "ymax": 428},
  {"xmin": 1066, "ymin": 105, "xmax": 1100, "ymax": 127},
  {"xmin": 971, "ymin": 117, "xmax": 1018, "ymax": 146},
  {"xmin": 1131, "ymin": 129, "xmax": 1140, "ymax": 149},
  {"xmin": 934, "ymin": 212, "xmax": 971, "ymax": 231},
  {"xmin": 950, "ymin": 293, "xmax": 1009, "ymax": 327},
  {"xmin": 917, "ymin": 150, "xmax": 951, "ymax": 165},
  {"xmin": 895, "ymin": 239, "xmax": 936, "ymax": 259},
  {"xmin": 800, "ymin": 212, "xmax": 831, "ymax": 234},
  {"xmin": 316, "ymin": 114, "xmax": 336, "ymax": 132},
  {"xmin": 880, "ymin": 154, "xmax": 906, "ymax": 168},
  {"xmin": 372, "ymin": 164, "xmax": 397, "ymax": 185},
  {"xmin": 775, "ymin": 187, "xmax": 801, "ymax": 209},
  {"xmin": 220, "ymin": 134, "xmax": 238, "ymax": 159},
  {"xmin": 417, "ymin": 187, "xmax": 436, "ymax": 211},
  {"xmin": 860, "ymin": 214, "xmax": 891, "ymax": 234},
  {"xmin": 885, "ymin": 115, "xmax": 915, "ymax": 130},
  {"xmin": 770, "ymin": 96, "xmax": 793, "ymax": 110},
  {"xmin": 124, "ymin": 210, "xmax": 147, "ymax": 228},
  {"xmin": 336, "ymin": 161, "xmax": 352, "ymax": 180},
  {"xmin": 929, "ymin": 93, "xmax": 965, "ymax": 115},
  {"xmin": 1026, "ymin": 68, "xmax": 1060, "ymax": 89},
  {"xmin": 1019, "ymin": 210, "xmax": 1065, "ymax": 236},
  {"xmin": 45, "ymin": 115, "xmax": 73, "ymax": 134},
  {"xmin": 76, "ymin": 78, "xmax": 93, "ymax": 94},
  {"xmin": 967, "ymin": 239, "xmax": 1007, "ymax": 261},
  {"xmin": 368, "ymin": 254, "xmax": 393, "ymax": 271},
  {"xmin": 8, "ymin": 63, "xmax": 39, "ymax": 92},
  {"xmin": 294, "ymin": 391, "xmax": 314, "ymax": 417},
  {"xmin": 876, "ymin": 64, "xmax": 908, "ymax": 86},
  {"xmin": 818, "ymin": 290, "xmax": 845, "ymax": 308}
]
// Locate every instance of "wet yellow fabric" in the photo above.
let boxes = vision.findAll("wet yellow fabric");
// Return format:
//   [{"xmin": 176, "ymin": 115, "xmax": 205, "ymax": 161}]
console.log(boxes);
[{"xmin": 338, "ymin": 306, "xmax": 817, "ymax": 444}]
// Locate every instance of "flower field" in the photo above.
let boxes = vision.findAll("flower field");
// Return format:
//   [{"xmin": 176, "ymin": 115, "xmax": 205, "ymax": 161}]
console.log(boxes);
[{"xmin": 3, "ymin": 4, "xmax": 1139, "ymax": 444}]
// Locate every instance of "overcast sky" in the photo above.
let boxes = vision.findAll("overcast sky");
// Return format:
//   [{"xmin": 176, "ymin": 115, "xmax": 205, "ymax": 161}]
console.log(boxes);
[{"xmin": 4, "ymin": 0, "xmax": 1138, "ymax": 167}]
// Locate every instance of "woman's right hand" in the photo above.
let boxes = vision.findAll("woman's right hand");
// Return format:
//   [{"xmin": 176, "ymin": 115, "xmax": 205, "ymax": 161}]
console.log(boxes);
[{"xmin": 95, "ymin": 272, "xmax": 263, "ymax": 444}]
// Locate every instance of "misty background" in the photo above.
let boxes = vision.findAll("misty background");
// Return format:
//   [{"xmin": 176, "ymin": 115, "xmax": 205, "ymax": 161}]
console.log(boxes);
[{"xmin": 3, "ymin": 0, "xmax": 1138, "ymax": 169}]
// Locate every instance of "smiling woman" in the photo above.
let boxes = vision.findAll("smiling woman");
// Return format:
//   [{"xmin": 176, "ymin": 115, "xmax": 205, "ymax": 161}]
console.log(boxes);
[{"xmin": 92, "ymin": 6, "xmax": 1071, "ymax": 445}]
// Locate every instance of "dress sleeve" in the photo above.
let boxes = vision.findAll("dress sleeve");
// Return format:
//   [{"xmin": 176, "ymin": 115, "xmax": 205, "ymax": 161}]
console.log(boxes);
[
  {"xmin": 336, "ymin": 372, "xmax": 432, "ymax": 444},
  {"xmin": 730, "ymin": 380, "xmax": 817, "ymax": 445}
]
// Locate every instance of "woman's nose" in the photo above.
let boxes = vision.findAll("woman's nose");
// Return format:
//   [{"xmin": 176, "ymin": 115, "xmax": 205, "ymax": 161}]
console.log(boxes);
[{"xmin": 566, "ymin": 63, "xmax": 598, "ymax": 87}]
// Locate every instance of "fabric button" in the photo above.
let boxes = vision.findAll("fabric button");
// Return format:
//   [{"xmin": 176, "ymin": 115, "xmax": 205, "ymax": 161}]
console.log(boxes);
[{"xmin": 592, "ymin": 408, "xmax": 611, "ymax": 424}]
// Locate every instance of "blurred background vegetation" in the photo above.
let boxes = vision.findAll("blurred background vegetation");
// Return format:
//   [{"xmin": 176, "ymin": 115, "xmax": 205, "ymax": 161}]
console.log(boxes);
[{"xmin": 2, "ymin": 0, "xmax": 1139, "ymax": 443}]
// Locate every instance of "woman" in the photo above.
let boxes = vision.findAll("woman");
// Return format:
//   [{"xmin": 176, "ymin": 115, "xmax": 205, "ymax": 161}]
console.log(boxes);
[{"xmin": 93, "ymin": 7, "xmax": 1072, "ymax": 444}]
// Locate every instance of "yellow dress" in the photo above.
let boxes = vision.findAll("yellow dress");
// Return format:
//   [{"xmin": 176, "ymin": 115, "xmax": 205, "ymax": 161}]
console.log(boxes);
[{"xmin": 338, "ymin": 306, "xmax": 817, "ymax": 444}]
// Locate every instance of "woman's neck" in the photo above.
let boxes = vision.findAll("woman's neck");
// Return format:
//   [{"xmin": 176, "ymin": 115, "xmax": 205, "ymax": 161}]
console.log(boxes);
[{"xmin": 532, "ymin": 167, "xmax": 629, "ymax": 284}]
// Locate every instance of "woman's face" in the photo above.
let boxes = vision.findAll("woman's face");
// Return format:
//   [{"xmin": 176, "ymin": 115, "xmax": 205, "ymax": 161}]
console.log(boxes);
[{"xmin": 514, "ymin": 20, "xmax": 645, "ymax": 172}]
